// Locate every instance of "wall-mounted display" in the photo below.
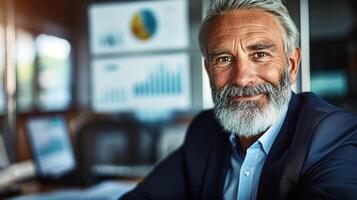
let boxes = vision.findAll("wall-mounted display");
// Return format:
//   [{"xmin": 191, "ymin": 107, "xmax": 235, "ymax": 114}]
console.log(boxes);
[
  {"xmin": 89, "ymin": 0, "xmax": 189, "ymax": 55},
  {"xmin": 91, "ymin": 53, "xmax": 191, "ymax": 113}
]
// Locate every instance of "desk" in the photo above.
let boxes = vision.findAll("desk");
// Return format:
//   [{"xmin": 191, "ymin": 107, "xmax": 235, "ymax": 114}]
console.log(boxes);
[
  {"xmin": 17, "ymin": 179, "xmax": 85, "ymax": 195},
  {"xmin": 0, "ymin": 161, "xmax": 143, "ymax": 199},
  {"xmin": 8, "ymin": 178, "xmax": 139, "ymax": 200}
]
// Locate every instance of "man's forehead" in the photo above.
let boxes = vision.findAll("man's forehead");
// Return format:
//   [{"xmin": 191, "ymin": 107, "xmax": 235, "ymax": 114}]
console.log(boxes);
[{"xmin": 205, "ymin": 9, "xmax": 285, "ymax": 49}]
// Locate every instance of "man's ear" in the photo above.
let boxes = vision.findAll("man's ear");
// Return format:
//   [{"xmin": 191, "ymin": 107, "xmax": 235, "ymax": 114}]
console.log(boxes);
[{"xmin": 288, "ymin": 48, "xmax": 301, "ymax": 84}]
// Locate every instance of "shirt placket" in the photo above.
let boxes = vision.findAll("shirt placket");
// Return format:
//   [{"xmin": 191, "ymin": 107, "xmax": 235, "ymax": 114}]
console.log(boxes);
[{"xmin": 236, "ymin": 143, "xmax": 261, "ymax": 200}]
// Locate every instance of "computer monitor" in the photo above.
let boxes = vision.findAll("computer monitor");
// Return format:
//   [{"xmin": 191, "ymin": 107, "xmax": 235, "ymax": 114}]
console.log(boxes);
[{"xmin": 26, "ymin": 116, "xmax": 76, "ymax": 177}]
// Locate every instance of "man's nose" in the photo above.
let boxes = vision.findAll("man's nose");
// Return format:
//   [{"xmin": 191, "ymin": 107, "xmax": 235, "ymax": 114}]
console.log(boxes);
[{"xmin": 230, "ymin": 58, "xmax": 256, "ymax": 87}]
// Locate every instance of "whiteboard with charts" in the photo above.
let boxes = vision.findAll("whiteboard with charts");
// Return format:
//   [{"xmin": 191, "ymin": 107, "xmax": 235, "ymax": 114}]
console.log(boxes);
[{"xmin": 91, "ymin": 53, "xmax": 191, "ymax": 114}]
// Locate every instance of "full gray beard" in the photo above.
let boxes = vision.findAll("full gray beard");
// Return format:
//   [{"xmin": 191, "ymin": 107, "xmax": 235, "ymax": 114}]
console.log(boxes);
[{"xmin": 211, "ymin": 69, "xmax": 291, "ymax": 137}]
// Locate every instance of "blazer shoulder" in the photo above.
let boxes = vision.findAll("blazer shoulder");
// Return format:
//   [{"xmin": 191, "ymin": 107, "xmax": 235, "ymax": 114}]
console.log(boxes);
[
  {"xmin": 182, "ymin": 109, "xmax": 226, "ymax": 157},
  {"xmin": 189, "ymin": 109, "xmax": 216, "ymax": 127},
  {"xmin": 299, "ymin": 93, "xmax": 357, "ymax": 171},
  {"xmin": 299, "ymin": 92, "xmax": 343, "ymax": 114},
  {"xmin": 307, "ymin": 110, "xmax": 357, "ymax": 154},
  {"xmin": 184, "ymin": 109, "xmax": 218, "ymax": 140}
]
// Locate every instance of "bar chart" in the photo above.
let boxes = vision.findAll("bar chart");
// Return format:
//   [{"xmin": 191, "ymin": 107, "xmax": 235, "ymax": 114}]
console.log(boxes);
[
  {"xmin": 91, "ymin": 53, "xmax": 190, "ymax": 113},
  {"xmin": 96, "ymin": 89, "xmax": 127, "ymax": 106},
  {"xmin": 134, "ymin": 64, "xmax": 182, "ymax": 96}
]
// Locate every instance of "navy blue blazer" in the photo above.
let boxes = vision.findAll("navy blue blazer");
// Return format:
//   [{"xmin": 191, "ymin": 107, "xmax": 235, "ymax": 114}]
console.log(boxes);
[{"xmin": 121, "ymin": 92, "xmax": 357, "ymax": 200}]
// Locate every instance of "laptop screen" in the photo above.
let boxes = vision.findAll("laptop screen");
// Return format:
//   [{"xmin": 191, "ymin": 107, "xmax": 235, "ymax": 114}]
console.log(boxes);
[
  {"xmin": 0, "ymin": 135, "xmax": 10, "ymax": 170},
  {"xmin": 26, "ymin": 116, "xmax": 76, "ymax": 177}
]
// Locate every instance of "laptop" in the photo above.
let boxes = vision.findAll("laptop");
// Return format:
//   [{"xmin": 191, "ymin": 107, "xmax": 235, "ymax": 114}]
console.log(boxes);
[{"xmin": 26, "ymin": 116, "xmax": 95, "ymax": 185}]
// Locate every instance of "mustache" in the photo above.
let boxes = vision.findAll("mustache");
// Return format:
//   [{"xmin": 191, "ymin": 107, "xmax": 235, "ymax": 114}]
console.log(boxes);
[
  {"xmin": 212, "ymin": 68, "xmax": 291, "ymax": 103},
  {"xmin": 213, "ymin": 83, "xmax": 276, "ymax": 103},
  {"xmin": 223, "ymin": 83, "xmax": 275, "ymax": 97}
]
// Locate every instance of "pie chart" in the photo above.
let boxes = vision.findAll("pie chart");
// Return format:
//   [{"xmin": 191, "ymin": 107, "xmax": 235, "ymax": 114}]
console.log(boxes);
[{"xmin": 131, "ymin": 9, "xmax": 157, "ymax": 41}]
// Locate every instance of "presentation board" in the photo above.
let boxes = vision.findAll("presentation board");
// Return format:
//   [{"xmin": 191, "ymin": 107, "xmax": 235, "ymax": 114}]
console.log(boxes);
[
  {"xmin": 89, "ymin": 0, "xmax": 189, "ymax": 54},
  {"xmin": 91, "ymin": 53, "xmax": 191, "ymax": 113}
]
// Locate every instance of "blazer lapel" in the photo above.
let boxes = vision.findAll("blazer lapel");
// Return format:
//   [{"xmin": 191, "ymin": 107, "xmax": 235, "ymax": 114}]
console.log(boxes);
[
  {"xmin": 201, "ymin": 123, "xmax": 231, "ymax": 200},
  {"xmin": 257, "ymin": 93, "xmax": 303, "ymax": 200}
]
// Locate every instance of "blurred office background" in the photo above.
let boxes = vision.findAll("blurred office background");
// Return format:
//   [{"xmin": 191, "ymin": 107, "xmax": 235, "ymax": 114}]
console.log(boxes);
[
  {"xmin": 0, "ymin": 0, "xmax": 356, "ymax": 188},
  {"xmin": 0, "ymin": 0, "xmax": 206, "ymax": 179}
]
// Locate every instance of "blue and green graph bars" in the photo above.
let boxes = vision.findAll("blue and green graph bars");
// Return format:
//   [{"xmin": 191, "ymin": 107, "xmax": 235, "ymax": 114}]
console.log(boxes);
[{"xmin": 134, "ymin": 64, "xmax": 182, "ymax": 96}]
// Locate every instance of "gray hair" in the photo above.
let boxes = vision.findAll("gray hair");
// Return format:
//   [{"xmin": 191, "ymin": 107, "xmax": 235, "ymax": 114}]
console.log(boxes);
[{"xmin": 199, "ymin": 0, "xmax": 300, "ymax": 58}]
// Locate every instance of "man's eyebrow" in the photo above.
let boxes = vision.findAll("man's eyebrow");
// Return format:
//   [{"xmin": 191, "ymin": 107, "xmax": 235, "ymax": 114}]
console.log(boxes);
[
  {"xmin": 208, "ymin": 49, "xmax": 231, "ymax": 58},
  {"xmin": 247, "ymin": 43, "xmax": 277, "ymax": 51}
]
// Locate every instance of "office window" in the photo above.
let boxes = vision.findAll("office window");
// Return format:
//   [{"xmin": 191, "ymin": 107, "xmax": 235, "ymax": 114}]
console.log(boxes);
[
  {"xmin": 309, "ymin": 0, "xmax": 357, "ymax": 111},
  {"xmin": 0, "ymin": 25, "xmax": 4, "ymax": 113},
  {"xmin": 1, "ymin": 27, "xmax": 72, "ymax": 114},
  {"xmin": 36, "ymin": 34, "xmax": 72, "ymax": 111},
  {"xmin": 16, "ymin": 29, "xmax": 36, "ymax": 112}
]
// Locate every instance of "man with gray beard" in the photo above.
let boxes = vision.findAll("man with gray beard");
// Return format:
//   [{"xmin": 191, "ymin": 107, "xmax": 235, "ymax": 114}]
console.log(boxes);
[
  {"xmin": 212, "ymin": 68, "xmax": 291, "ymax": 138},
  {"xmin": 121, "ymin": 0, "xmax": 357, "ymax": 199}
]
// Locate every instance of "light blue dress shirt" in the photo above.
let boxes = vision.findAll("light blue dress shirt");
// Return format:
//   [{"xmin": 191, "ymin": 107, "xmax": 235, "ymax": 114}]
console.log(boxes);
[{"xmin": 223, "ymin": 109, "xmax": 288, "ymax": 200}]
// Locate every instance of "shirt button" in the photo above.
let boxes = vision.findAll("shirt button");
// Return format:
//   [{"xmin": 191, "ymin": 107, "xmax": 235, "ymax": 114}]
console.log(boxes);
[{"xmin": 244, "ymin": 170, "xmax": 250, "ymax": 176}]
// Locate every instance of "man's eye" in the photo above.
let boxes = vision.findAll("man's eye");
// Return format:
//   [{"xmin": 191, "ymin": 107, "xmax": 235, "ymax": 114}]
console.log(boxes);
[
  {"xmin": 253, "ymin": 52, "xmax": 269, "ymax": 58},
  {"xmin": 216, "ymin": 56, "xmax": 232, "ymax": 63}
]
